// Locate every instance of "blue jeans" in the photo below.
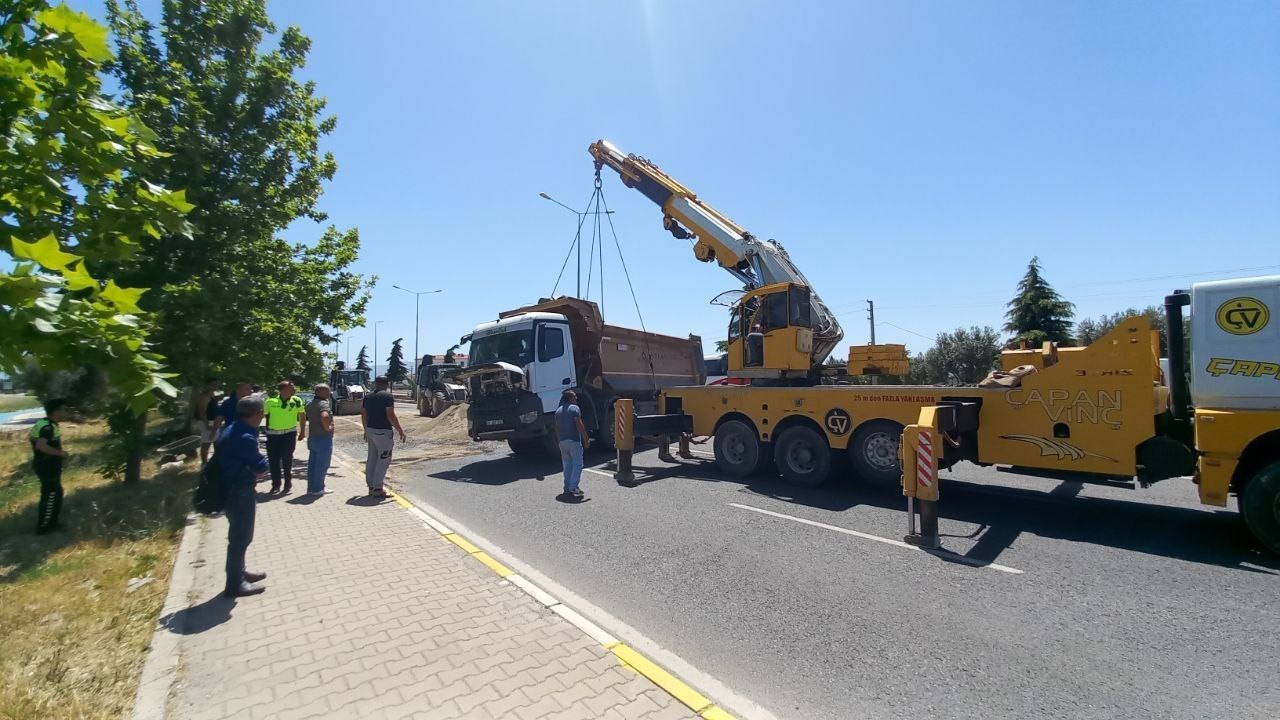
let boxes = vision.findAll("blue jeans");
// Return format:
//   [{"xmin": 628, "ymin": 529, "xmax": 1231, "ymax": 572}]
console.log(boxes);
[
  {"xmin": 559, "ymin": 439, "xmax": 583, "ymax": 493},
  {"xmin": 224, "ymin": 484, "xmax": 256, "ymax": 591},
  {"xmin": 306, "ymin": 435, "xmax": 333, "ymax": 494}
]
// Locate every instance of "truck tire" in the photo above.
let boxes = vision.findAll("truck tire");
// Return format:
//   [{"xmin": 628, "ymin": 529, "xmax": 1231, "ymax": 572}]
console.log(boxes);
[
  {"xmin": 417, "ymin": 394, "xmax": 428, "ymax": 417},
  {"xmin": 430, "ymin": 391, "xmax": 447, "ymax": 417},
  {"xmin": 1240, "ymin": 460, "xmax": 1280, "ymax": 555},
  {"xmin": 773, "ymin": 425, "xmax": 831, "ymax": 487},
  {"xmin": 848, "ymin": 420, "xmax": 903, "ymax": 489},
  {"xmin": 597, "ymin": 403, "xmax": 617, "ymax": 450},
  {"xmin": 508, "ymin": 438, "xmax": 542, "ymax": 456},
  {"xmin": 714, "ymin": 420, "xmax": 761, "ymax": 478}
]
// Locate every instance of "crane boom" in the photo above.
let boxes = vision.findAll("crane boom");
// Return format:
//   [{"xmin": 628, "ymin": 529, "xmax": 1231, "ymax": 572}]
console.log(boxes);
[{"xmin": 589, "ymin": 139, "xmax": 844, "ymax": 365}]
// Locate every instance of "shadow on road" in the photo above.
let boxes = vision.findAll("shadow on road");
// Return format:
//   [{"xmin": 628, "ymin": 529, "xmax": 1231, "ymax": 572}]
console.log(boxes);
[
  {"xmin": 619, "ymin": 456, "xmax": 1278, "ymax": 573},
  {"xmin": 160, "ymin": 593, "xmax": 236, "ymax": 635},
  {"xmin": 429, "ymin": 454, "xmax": 563, "ymax": 486}
]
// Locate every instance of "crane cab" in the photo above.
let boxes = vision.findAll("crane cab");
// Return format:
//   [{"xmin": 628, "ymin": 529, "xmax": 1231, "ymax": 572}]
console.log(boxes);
[{"xmin": 725, "ymin": 282, "xmax": 814, "ymax": 378}]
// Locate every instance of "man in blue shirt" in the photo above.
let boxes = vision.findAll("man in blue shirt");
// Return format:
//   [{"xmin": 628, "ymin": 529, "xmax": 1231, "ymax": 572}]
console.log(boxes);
[
  {"xmin": 554, "ymin": 390, "xmax": 590, "ymax": 500},
  {"xmin": 213, "ymin": 381, "xmax": 251, "ymax": 435},
  {"xmin": 216, "ymin": 395, "xmax": 270, "ymax": 597}
]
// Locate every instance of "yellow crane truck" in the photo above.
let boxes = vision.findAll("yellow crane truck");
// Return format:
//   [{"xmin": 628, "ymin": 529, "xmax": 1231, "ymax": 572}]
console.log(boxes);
[{"xmin": 590, "ymin": 140, "xmax": 1280, "ymax": 554}]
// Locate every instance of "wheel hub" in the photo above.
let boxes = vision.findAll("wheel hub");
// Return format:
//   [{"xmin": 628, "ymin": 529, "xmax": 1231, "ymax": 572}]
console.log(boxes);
[{"xmin": 864, "ymin": 433, "xmax": 899, "ymax": 470}]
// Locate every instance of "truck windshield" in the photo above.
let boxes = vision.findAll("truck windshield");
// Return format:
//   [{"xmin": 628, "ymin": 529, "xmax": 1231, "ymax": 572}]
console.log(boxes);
[
  {"xmin": 338, "ymin": 371, "xmax": 365, "ymax": 386},
  {"xmin": 469, "ymin": 329, "xmax": 534, "ymax": 367}
]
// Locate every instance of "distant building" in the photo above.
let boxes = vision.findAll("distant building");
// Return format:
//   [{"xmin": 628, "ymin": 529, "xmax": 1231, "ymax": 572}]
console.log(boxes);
[{"xmin": 429, "ymin": 353, "xmax": 468, "ymax": 366}]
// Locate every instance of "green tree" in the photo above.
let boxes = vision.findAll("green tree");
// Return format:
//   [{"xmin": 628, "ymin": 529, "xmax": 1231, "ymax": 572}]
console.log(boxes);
[
  {"xmin": 386, "ymin": 338, "xmax": 408, "ymax": 381},
  {"xmin": 355, "ymin": 345, "xmax": 370, "ymax": 372},
  {"xmin": 921, "ymin": 326, "xmax": 1002, "ymax": 385},
  {"xmin": 2, "ymin": 2, "xmax": 193, "ymax": 481},
  {"xmin": 714, "ymin": 339, "xmax": 729, "ymax": 354},
  {"xmin": 104, "ymin": 0, "xmax": 373, "ymax": 389},
  {"xmin": 1075, "ymin": 306, "xmax": 1168, "ymax": 352},
  {"xmin": 1004, "ymin": 256, "xmax": 1075, "ymax": 347}
]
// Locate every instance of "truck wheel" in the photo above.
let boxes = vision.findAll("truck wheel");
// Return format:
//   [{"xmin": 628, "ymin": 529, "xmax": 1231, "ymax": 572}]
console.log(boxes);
[
  {"xmin": 1240, "ymin": 461, "xmax": 1280, "ymax": 555},
  {"xmin": 597, "ymin": 404, "xmax": 617, "ymax": 450},
  {"xmin": 508, "ymin": 438, "xmax": 542, "ymax": 456},
  {"xmin": 714, "ymin": 420, "xmax": 761, "ymax": 478},
  {"xmin": 848, "ymin": 420, "xmax": 903, "ymax": 489},
  {"xmin": 417, "ymin": 395, "xmax": 428, "ymax": 417},
  {"xmin": 773, "ymin": 425, "xmax": 831, "ymax": 487},
  {"xmin": 430, "ymin": 391, "xmax": 446, "ymax": 417}
]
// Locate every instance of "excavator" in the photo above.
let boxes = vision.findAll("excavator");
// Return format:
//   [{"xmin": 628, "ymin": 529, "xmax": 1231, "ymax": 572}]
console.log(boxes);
[{"xmin": 589, "ymin": 140, "xmax": 844, "ymax": 382}]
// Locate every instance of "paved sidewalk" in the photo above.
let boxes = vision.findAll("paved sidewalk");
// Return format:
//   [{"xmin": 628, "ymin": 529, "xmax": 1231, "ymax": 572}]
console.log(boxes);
[{"xmin": 140, "ymin": 452, "xmax": 699, "ymax": 720}]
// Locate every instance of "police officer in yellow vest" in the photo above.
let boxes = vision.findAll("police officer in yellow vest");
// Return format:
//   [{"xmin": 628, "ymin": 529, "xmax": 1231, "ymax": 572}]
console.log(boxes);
[
  {"xmin": 31, "ymin": 399, "xmax": 70, "ymax": 534},
  {"xmin": 263, "ymin": 380, "xmax": 306, "ymax": 494}
]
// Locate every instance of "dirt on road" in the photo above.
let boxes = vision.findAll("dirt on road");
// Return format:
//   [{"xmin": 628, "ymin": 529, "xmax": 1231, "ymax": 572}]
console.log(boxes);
[{"xmin": 333, "ymin": 402, "xmax": 487, "ymax": 468}]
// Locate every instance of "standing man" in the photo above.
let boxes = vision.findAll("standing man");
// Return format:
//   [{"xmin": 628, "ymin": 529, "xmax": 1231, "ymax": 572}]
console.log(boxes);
[
  {"xmin": 304, "ymin": 383, "xmax": 335, "ymax": 496},
  {"xmin": 555, "ymin": 390, "xmax": 590, "ymax": 500},
  {"xmin": 192, "ymin": 379, "xmax": 218, "ymax": 464},
  {"xmin": 215, "ymin": 382, "xmax": 251, "ymax": 434},
  {"xmin": 217, "ymin": 395, "xmax": 269, "ymax": 597},
  {"xmin": 360, "ymin": 375, "xmax": 405, "ymax": 499},
  {"xmin": 31, "ymin": 399, "xmax": 70, "ymax": 534},
  {"xmin": 263, "ymin": 380, "xmax": 306, "ymax": 495}
]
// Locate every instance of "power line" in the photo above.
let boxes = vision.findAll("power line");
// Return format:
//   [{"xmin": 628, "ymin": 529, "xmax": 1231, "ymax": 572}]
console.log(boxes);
[{"xmin": 828, "ymin": 263, "xmax": 1280, "ymax": 315}]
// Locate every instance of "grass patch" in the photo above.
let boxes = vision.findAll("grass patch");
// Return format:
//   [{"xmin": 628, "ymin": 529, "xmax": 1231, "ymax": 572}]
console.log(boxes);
[
  {"xmin": 0, "ymin": 421, "xmax": 194, "ymax": 720},
  {"xmin": 0, "ymin": 395, "xmax": 40, "ymax": 413}
]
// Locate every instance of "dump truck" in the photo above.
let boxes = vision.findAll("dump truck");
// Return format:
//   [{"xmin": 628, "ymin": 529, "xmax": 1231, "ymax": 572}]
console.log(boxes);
[
  {"xmin": 456, "ymin": 297, "xmax": 704, "ymax": 455},
  {"xmin": 591, "ymin": 138, "xmax": 1280, "ymax": 553}
]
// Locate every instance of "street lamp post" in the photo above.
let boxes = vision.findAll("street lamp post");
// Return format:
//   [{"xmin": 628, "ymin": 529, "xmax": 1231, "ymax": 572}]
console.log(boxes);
[
  {"xmin": 539, "ymin": 192, "xmax": 614, "ymax": 298},
  {"xmin": 373, "ymin": 320, "xmax": 384, "ymax": 379},
  {"xmin": 392, "ymin": 286, "xmax": 442, "ymax": 377}
]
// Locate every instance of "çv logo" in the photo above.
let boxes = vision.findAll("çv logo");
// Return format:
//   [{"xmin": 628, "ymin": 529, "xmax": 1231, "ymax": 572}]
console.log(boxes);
[{"xmin": 1215, "ymin": 297, "xmax": 1269, "ymax": 336}]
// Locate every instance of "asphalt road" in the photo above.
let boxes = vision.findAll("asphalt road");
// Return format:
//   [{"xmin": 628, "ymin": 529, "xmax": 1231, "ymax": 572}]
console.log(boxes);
[{"xmin": 375, "ymin": 428, "xmax": 1279, "ymax": 720}]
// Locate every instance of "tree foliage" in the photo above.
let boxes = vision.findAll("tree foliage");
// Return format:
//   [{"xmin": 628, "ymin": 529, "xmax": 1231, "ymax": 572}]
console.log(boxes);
[
  {"xmin": 355, "ymin": 345, "xmax": 370, "ymax": 372},
  {"xmin": 1, "ymin": 2, "xmax": 191, "ymax": 411},
  {"xmin": 1075, "ymin": 306, "xmax": 1168, "ymax": 352},
  {"xmin": 916, "ymin": 326, "xmax": 1002, "ymax": 385},
  {"xmin": 104, "ymin": 0, "xmax": 374, "ymax": 387},
  {"xmin": 1004, "ymin": 256, "xmax": 1074, "ymax": 347},
  {"xmin": 386, "ymin": 338, "xmax": 408, "ymax": 381}
]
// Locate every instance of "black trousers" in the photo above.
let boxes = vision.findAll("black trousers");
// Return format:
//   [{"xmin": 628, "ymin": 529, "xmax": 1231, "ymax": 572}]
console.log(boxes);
[
  {"xmin": 36, "ymin": 468, "xmax": 63, "ymax": 534},
  {"xmin": 265, "ymin": 431, "xmax": 297, "ymax": 488},
  {"xmin": 224, "ymin": 484, "xmax": 256, "ymax": 590}
]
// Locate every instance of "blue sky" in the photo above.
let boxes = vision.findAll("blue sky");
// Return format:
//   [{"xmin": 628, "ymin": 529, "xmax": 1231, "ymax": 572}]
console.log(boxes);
[{"xmin": 90, "ymin": 1, "xmax": 1280, "ymax": 372}]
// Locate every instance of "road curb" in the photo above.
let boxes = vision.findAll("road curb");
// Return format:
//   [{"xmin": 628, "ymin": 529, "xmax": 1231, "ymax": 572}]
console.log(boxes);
[
  {"xmin": 363, "ymin": 472, "xmax": 741, "ymax": 720},
  {"xmin": 131, "ymin": 513, "xmax": 205, "ymax": 720}
]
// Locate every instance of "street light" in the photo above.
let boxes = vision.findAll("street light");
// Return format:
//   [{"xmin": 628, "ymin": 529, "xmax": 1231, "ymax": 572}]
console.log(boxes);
[
  {"xmin": 373, "ymin": 320, "xmax": 384, "ymax": 379},
  {"xmin": 392, "ymin": 285, "xmax": 442, "ymax": 376},
  {"xmin": 539, "ymin": 192, "xmax": 614, "ymax": 298}
]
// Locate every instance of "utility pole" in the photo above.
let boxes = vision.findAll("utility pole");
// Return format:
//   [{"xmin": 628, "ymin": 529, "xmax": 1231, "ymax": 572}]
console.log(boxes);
[
  {"xmin": 374, "ymin": 320, "xmax": 384, "ymax": 379},
  {"xmin": 393, "ymin": 286, "xmax": 442, "ymax": 377},
  {"xmin": 867, "ymin": 299, "xmax": 878, "ymax": 385}
]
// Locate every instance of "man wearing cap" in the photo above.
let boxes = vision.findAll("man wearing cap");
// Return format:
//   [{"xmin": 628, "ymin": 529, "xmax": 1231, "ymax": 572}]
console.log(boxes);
[
  {"xmin": 304, "ymin": 383, "xmax": 336, "ymax": 496},
  {"xmin": 262, "ymin": 380, "xmax": 306, "ymax": 494},
  {"xmin": 217, "ymin": 395, "xmax": 269, "ymax": 597},
  {"xmin": 360, "ymin": 375, "xmax": 405, "ymax": 499}
]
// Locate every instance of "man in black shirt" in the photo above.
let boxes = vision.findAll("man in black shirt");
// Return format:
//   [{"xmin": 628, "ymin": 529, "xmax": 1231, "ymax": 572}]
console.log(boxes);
[
  {"xmin": 360, "ymin": 375, "xmax": 405, "ymax": 498},
  {"xmin": 30, "ymin": 399, "xmax": 70, "ymax": 535}
]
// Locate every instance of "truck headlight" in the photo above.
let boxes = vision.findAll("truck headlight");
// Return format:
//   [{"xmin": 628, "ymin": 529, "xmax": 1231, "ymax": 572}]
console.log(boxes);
[{"xmin": 519, "ymin": 411, "xmax": 539, "ymax": 424}]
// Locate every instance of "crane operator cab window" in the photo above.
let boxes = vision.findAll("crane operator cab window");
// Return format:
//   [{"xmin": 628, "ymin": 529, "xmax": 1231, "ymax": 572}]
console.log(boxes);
[{"xmin": 729, "ymin": 284, "xmax": 814, "ymax": 375}]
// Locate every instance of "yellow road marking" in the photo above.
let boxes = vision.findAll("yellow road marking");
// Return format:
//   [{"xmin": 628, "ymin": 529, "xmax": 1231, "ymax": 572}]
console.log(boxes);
[
  {"xmin": 381, "ymin": 480, "xmax": 737, "ymax": 720},
  {"xmin": 442, "ymin": 533, "xmax": 481, "ymax": 554},
  {"xmin": 611, "ymin": 644, "xmax": 718, "ymax": 716},
  {"xmin": 471, "ymin": 551, "xmax": 513, "ymax": 577}
]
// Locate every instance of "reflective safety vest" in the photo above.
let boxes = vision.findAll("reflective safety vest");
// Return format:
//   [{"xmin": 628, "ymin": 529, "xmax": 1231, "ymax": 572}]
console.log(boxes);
[{"xmin": 263, "ymin": 395, "xmax": 305, "ymax": 432}]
